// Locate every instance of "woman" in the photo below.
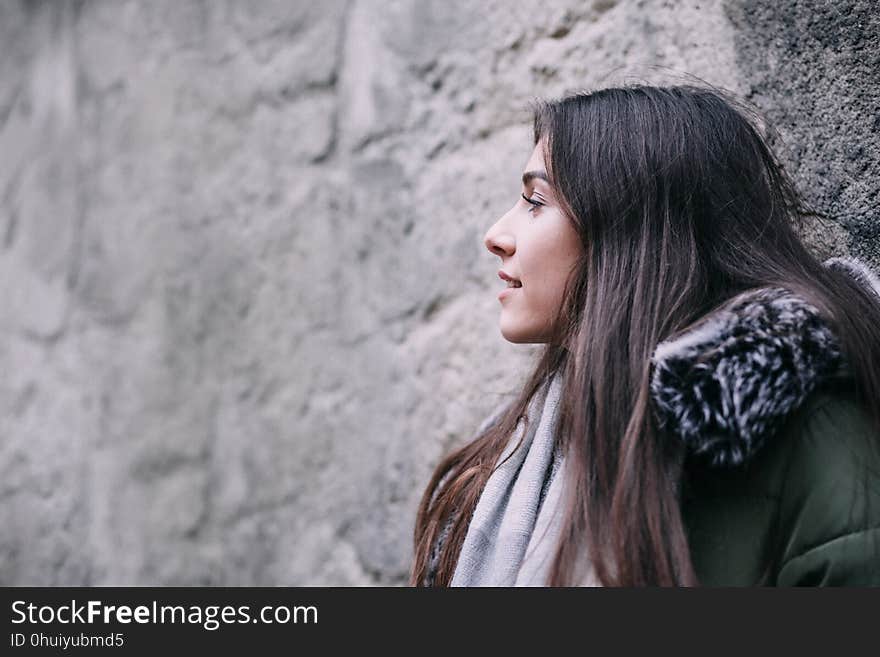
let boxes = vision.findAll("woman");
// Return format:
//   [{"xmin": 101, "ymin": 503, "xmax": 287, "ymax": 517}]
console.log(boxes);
[{"xmin": 409, "ymin": 84, "xmax": 880, "ymax": 587}]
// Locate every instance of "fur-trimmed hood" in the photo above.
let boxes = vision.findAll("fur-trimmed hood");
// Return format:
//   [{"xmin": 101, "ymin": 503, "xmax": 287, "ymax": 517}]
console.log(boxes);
[{"xmin": 649, "ymin": 256, "xmax": 880, "ymax": 468}]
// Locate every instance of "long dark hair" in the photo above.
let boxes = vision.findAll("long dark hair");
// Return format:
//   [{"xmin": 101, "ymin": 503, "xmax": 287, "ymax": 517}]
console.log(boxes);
[{"xmin": 409, "ymin": 84, "xmax": 880, "ymax": 586}]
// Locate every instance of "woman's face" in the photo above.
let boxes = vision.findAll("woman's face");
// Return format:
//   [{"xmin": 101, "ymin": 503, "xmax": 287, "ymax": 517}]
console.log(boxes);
[{"xmin": 483, "ymin": 139, "xmax": 583, "ymax": 343}]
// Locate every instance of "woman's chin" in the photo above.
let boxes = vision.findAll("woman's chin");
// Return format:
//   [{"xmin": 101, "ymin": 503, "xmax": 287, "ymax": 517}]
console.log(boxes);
[{"xmin": 499, "ymin": 320, "xmax": 542, "ymax": 344}]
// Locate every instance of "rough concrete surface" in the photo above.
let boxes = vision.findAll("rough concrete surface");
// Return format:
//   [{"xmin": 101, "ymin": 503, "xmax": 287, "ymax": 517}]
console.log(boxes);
[{"xmin": 0, "ymin": 0, "xmax": 876, "ymax": 584}]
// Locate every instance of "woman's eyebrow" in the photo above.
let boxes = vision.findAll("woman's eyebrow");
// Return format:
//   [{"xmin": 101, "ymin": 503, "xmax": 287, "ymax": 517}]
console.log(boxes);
[{"xmin": 522, "ymin": 170, "xmax": 549, "ymax": 186}]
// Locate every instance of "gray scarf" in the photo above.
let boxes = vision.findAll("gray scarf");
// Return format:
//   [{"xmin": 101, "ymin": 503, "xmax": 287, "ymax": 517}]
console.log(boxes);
[{"xmin": 448, "ymin": 370, "xmax": 600, "ymax": 586}]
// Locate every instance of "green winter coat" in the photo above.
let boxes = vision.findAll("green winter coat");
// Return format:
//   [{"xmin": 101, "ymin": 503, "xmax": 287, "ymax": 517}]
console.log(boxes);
[
  {"xmin": 649, "ymin": 256, "xmax": 880, "ymax": 586},
  {"xmin": 681, "ymin": 382, "xmax": 880, "ymax": 585}
]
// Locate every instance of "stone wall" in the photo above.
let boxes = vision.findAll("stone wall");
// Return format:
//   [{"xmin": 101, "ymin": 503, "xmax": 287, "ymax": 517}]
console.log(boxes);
[{"xmin": 0, "ymin": 0, "xmax": 876, "ymax": 584}]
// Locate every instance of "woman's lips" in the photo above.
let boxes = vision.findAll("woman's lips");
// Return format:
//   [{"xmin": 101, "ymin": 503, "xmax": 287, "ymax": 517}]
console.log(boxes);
[{"xmin": 498, "ymin": 286, "xmax": 520, "ymax": 301}]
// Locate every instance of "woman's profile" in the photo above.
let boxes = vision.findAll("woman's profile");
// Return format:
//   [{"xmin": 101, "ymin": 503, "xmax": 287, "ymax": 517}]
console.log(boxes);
[{"xmin": 409, "ymin": 84, "xmax": 880, "ymax": 587}]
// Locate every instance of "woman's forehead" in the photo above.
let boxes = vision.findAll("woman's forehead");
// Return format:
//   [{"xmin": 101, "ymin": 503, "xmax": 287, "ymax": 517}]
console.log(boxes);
[
  {"xmin": 525, "ymin": 141, "xmax": 545, "ymax": 169},
  {"xmin": 522, "ymin": 143, "xmax": 549, "ymax": 185}
]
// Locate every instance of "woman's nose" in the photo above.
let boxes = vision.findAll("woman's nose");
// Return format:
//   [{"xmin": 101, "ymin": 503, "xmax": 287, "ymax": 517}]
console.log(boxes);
[{"xmin": 484, "ymin": 215, "xmax": 514, "ymax": 257}]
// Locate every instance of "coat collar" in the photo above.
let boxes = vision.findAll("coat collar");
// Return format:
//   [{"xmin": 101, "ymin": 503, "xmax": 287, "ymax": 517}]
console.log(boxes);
[{"xmin": 649, "ymin": 256, "xmax": 880, "ymax": 468}]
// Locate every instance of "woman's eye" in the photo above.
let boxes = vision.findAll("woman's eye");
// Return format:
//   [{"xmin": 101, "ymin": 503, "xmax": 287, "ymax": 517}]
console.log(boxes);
[{"xmin": 521, "ymin": 193, "xmax": 544, "ymax": 214}]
